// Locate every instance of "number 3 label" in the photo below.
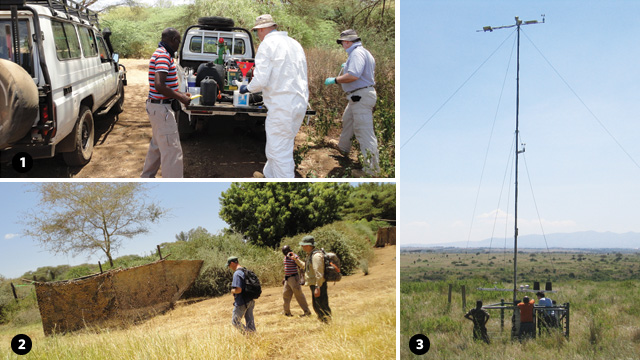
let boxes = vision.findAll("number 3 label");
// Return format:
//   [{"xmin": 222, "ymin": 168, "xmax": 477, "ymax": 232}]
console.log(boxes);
[{"xmin": 409, "ymin": 334, "xmax": 430, "ymax": 355}]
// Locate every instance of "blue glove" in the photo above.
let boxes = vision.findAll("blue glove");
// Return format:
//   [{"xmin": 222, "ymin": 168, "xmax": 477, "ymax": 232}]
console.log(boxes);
[
  {"xmin": 239, "ymin": 85, "xmax": 249, "ymax": 94},
  {"xmin": 324, "ymin": 77, "xmax": 336, "ymax": 85}
]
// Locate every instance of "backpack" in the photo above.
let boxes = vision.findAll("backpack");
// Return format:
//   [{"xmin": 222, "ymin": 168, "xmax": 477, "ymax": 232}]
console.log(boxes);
[
  {"xmin": 240, "ymin": 268, "xmax": 262, "ymax": 301},
  {"xmin": 313, "ymin": 249, "xmax": 342, "ymax": 282}
]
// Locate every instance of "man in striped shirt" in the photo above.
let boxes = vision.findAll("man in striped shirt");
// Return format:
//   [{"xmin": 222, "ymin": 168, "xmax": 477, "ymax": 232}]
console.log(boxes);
[
  {"xmin": 141, "ymin": 28, "xmax": 191, "ymax": 178},
  {"xmin": 281, "ymin": 245, "xmax": 311, "ymax": 317}
]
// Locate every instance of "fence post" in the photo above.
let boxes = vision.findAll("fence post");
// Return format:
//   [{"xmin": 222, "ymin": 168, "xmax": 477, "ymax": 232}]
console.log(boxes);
[
  {"xmin": 565, "ymin": 302, "xmax": 570, "ymax": 338},
  {"xmin": 11, "ymin": 282, "xmax": 18, "ymax": 301},
  {"xmin": 461, "ymin": 285, "xmax": 466, "ymax": 311},
  {"xmin": 99, "ymin": 261, "xmax": 103, "ymax": 274},
  {"xmin": 448, "ymin": 284, "xmax": 452, "ymax": 305},
  {"xmin": 500, "ymin": 299, "xmax": 505, "ymax": 333},
  {"xmin": 157, "ymin": 245, "xmax": 163, "ymax": 260}
]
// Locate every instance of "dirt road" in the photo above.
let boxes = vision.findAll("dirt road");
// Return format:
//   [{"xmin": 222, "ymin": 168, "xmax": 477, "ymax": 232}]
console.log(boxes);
[{"xmin": 0, "ymin": 59, "xmax": 360, "ymax": 178}]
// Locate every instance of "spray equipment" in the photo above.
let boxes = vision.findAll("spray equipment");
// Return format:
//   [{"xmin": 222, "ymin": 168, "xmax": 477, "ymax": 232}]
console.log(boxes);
[
  {"xmin": 236, "ymin": 61, "xmax": 254, "ymax": 85},
  {"xmin": 215, "ymin": 38, "xmax": 225, "ymax": 65},
  {"xmin": 233, "ymin": 61, "xmax": 254, "ymax": 107}
]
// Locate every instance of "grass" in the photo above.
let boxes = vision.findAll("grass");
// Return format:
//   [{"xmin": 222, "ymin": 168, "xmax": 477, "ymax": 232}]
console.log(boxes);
[
  {"xmin": 0, "ymin": 246, "xmax": 396, "ymax": 359},
  {"xmin": 400, "ymin": 250, "xmax": 640, "ymax": 359}
]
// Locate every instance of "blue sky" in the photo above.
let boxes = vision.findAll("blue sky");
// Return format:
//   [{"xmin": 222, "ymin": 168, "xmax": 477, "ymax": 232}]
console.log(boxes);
[
  {"xmin": 400, "ymin": 1, "xmax": 640, "ymax": 245},
  {"xmin": 0, "ymin": 182, "xmax": 231, "ymax": 278}
]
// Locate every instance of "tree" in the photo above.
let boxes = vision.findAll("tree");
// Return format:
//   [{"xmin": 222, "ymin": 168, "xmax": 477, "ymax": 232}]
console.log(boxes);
[
  {"xmin": 219, "ymin": 182, "xmax": 351, "ymax": 248},
  {"xmin": 22, "ymin": 183, "xmax": 168, "ymax": 267},
  {"xmin": 340, "ymin": 183, "xmax": 395, "ymax": 222}
]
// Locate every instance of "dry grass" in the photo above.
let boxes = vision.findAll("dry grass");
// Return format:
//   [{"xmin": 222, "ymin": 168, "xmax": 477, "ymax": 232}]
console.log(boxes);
[
  {"xmin": 0, "ymin": 246, "xmax": 396, "ymax": 359},
  {"xmin": 401, "ymin": 250, "xmax": 640, "ymax": 359}
]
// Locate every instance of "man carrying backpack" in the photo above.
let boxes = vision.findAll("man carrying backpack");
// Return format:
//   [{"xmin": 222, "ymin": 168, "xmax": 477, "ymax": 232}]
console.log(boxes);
[
  {"xmin": 228, "ymin": 256, "xmax": 256, "ymax": 333},
  {"xmin": 294, "ymin": 236, "xmax": 332, "ymax": 323}
]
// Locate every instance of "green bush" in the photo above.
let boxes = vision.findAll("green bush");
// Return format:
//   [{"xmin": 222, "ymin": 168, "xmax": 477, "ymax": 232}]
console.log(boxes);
[{"xmin": 279, "ymin": 221, "xmax": 375, "ymax": 277}]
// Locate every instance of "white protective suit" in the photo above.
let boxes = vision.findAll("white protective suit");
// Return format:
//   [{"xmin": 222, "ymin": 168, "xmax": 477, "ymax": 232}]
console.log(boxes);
[{"xmin": 247, "ymin": 31, "xmax": 309, "ymax": 178}]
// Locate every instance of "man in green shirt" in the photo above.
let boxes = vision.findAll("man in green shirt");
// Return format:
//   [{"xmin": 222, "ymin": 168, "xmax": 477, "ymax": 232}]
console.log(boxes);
[{"xmin": 294, "ymin": 235, "xmax": 331, "ymax": 322}]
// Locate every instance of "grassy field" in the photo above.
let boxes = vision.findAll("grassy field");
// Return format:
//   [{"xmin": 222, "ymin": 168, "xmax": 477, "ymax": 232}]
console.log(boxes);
[
  {"xmin": 0, "ymin": 246, "xmax": 395, "ymax": 359},
  {"xmin": 400, "ymin": 249, "xmax": 640, "ymax": 359}
]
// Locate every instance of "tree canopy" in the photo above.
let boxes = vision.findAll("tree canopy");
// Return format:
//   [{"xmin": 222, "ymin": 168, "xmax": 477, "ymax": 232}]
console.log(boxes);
[
  {"xmin": 219, "ymin": 182, "xmax": 351, "ymax": 248},
  {"xmin": 21, "ymin": 183, "xmax": 169, "ymax": 267},
  {"xmin": 341, "ymin": 182, "xmax": 396, "ymax": 222}
]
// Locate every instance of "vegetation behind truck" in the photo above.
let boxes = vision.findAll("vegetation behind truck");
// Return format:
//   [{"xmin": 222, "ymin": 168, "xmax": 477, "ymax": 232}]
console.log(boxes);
[{"xmin": 0, "ymin": 0, "xmax": 126, "ymax": 167}]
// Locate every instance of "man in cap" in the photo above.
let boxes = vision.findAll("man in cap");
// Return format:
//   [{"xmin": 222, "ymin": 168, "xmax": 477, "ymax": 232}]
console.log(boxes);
[
  {"xmin": 293, "ymin": 236, "xmax": 331, "ymax": 322},
  {"xmin": 239, "ymin": 14, "xmax": 309, "ymax": 178},
  {"xmin": 325, "ymin": 29, "xmax": 379, "ymax": 176},
  {"xmin": 142, "ymin": 27, "xmax": 191, "ymax": 178},
  {"xmin": 281, "ymin": 245, "xmax": 312, "ymax": 317},
  {"xmin": 227, "ymin": 256, "xmax": 256, "ymax": 333}
]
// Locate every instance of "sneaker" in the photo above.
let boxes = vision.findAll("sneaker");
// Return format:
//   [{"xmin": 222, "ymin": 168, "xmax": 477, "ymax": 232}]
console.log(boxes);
[
  {"xmin": 299, "ymin": 312, "xmax": 312, "ymax": 317},
  {"xmin": 253, "ymin": 171, "xmax": 265, "ymax": 178}
]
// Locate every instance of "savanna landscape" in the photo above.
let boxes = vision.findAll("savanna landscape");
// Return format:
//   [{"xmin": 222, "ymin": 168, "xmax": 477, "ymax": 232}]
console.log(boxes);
[
  {"xmin": 0, "ymin": 182, "xmax": 396, "ymax": 359},
  {"xmin": 401, "ymin": 249, "xmax": 640, "ymax": 359}
]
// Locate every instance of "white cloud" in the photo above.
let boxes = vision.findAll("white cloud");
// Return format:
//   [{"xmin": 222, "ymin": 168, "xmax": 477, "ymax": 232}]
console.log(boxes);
[{"xmin": 4, "ymin": 233, "xmax": 19, "ymax": 240}]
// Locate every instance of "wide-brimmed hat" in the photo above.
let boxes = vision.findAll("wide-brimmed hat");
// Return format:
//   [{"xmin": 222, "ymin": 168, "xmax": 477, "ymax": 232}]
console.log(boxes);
[
  {"xmin": 299, "ymin": 235, "xmax": 315, "ymax": 246},
  {"xmin": 252, "ymin": 14, "xmax": 277, "ymax": 30},
  {"xmin": 336, "ymin": 29, "xmax": 360, "ymax": 44},
  {"xmin": 226, "ymin": 256, "xmax": 239, "ymax": 267}
]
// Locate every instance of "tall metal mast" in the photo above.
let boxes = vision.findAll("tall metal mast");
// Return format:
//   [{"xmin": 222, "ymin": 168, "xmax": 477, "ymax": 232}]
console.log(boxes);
[{"xmin": 479, "ymin": 15, "xmax": 544, "ymax": 303}]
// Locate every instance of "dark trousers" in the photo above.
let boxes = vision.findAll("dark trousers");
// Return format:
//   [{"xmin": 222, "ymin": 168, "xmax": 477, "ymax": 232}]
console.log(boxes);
[
  {"xmin": 519, "ymin": 322, "xmax": 536, "ymax": 340},
  {"xmin": 310, "ymin": 282, "xmax": 331, "ymax": 322},
  {"xmin": 473, "ymin": 326, "xmax": 490, "ymax": 344}
]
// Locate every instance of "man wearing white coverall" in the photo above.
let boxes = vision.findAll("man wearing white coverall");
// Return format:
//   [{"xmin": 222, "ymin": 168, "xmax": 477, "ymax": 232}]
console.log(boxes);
[{"xmin": 240, "ymin": 14, "xmax": 309, "ymax": 178}]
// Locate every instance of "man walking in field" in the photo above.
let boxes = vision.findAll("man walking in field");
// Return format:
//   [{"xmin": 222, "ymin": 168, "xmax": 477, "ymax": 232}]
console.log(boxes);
[
  {"xmin": 294, "ymin": 236, "xmax": 331, "ymax": 322},
  {"xmin": 239, "ymin": 14, "xmax": 309, "ymax": 178},
  {"xmin": 281, "ymin": 245, "xmax": 312, "ymax": 317},
  {"xmin": 141, "ymin": 27, "xmax": 191, "ymax": 178},
  {"xmin": 324, "ymin": 29, "xmax": 379, "ymax": 176},
  {"xmin": 228, "ymin": 256, "xmax": 256, "ymax": 333},
  {"xmin": 464, "ymin": 300, "xmax": 491, "ymax": 344}
]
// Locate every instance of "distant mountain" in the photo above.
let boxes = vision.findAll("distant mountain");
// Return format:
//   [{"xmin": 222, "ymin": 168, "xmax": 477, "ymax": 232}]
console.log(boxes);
[{"xmin": 402, "ymin": 231, "xmax": 640, "ymax": 249}]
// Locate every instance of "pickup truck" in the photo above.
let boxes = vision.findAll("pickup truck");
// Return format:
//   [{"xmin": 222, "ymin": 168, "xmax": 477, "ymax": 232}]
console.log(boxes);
[
  {"xmin": 0, "ymin": 0, "xmax": 126, "ymax": 167},
  {"xmin": 175, "ymin": 16, "xmax": 313, "ymax": 139}
]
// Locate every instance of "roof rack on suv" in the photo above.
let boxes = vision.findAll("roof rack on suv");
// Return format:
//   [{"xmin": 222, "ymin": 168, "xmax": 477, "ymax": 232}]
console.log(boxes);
[{"xmin": 26, "ymin": 0, "xmax": 100, "ymax": 28}]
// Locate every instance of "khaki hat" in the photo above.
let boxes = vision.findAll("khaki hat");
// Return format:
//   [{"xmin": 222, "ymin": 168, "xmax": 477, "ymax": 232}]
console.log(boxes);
[
  {"xmin": 299, "ymin": 235, "xmax": 315, "ymax": 246},
  {"xmin": 226, "ymin": 256, "xmax": 238, "ymax": 267},
  {"xmin": 336, "ymin": 29, "xmax": 360, "ymax": 44},
  {"xmin": 252, "ymin": 14, "xmax": 277, "ymax": 30}
]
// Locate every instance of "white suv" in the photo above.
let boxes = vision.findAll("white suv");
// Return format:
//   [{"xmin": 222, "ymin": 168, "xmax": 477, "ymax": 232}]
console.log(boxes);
[{"xmin": 0, "ymin": 0, "xmax": 126, "ymax": 167}]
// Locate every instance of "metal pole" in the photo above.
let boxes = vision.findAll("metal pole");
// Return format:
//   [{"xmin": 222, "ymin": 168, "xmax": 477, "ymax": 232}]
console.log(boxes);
[{"xmin": 513, "ymin": 16, "xmax": 522, "ymax": 304}]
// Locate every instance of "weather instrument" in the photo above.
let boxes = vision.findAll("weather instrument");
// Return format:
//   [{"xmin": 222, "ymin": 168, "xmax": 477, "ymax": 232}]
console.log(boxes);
[{"xmin": 474, "ymin": 15, "xmax": 571, "ymax": 339}]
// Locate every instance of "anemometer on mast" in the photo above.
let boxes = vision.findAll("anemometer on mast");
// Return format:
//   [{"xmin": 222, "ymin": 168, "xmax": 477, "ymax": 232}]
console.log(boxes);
[{"xmin": 477, "ymin": 15, "xmax": 544, "ymax": 303}]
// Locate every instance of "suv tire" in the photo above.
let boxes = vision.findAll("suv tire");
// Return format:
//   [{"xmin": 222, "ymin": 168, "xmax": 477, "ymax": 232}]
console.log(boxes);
[
  {"xmin": 63, "ymin": 106, "xmax": 94, "ymax": 166},
  {"xmin": 198, "ymin": 16, "xmax": 234, "ymax": 28}
]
